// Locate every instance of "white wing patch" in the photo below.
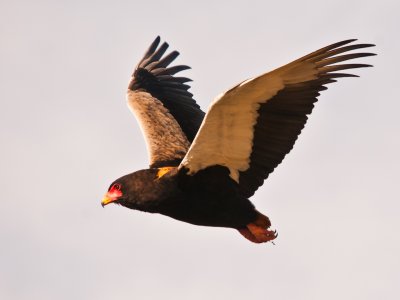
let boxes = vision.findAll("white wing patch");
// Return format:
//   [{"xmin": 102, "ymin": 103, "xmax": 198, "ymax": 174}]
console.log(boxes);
[
  {"xmin": 127, "ymin": 90, "xmax": 190, "ymax": 166},
  {"xmin": 180, "ymin": 60, "xmax": 319, "ymax": 182}
]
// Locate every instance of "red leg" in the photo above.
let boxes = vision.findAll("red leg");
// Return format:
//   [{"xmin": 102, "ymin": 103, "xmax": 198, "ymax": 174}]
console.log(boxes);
[{"xmin": 238, "ymin": 223, "xmax": 277, "ymax": 244}]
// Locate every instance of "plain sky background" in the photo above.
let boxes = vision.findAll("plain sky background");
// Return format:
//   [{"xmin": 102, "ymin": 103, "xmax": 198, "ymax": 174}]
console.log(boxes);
[{"xmin": 1, "ymin": 0, "xmax": 399, "ymax": 299}]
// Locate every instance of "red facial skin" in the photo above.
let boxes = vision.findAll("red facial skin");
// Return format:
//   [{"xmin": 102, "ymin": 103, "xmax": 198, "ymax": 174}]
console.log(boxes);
[{"xmin": 101, "ymin": 184, "xmax": 123, "ymax": 206}]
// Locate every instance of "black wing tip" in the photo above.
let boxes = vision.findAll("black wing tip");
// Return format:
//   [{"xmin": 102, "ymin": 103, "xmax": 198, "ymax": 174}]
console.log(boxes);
[
  {"xmin": 354, "ymin": 52, "xmax": 377, "ymax": 58},
  {"xmin": 136, "ymin": 38, "xmax": 188, "ymax": 73},
  {"xmin": 130, "ymin": 37, "xmax": 195, "ymax": 97},
  {"xmin": 348, "ymin": 63, "xmax": 374, "ymax": 68},
  {"xmin": 344, "ymin": 39, "xmax": 376, "ymax": 46},
  {"xmin": 339, "ymin": 39, "xmax": 375, "ymax": 47},
  {"xmin": 146, "ymin": 36, "xmax": 162, "ymax": 56},
  {"xmin": 332, "ymin": 40, "xmax": 376, "ymax": 54},
  {"xmin": 152, "ymin": 35, "xmax": 161, "ymax": 46},
  {"xmin": 343, "ymin": 38, "xmax": 358, "ymax": 44},
  {"xmin": 338, "ymin": 40, "xmax": 376, "ymax": 53},
  {"xmin": 359, "ymin": 43, "xmax": 376, "ymax": 48},
  {"xmin": 331, "ymin": 39, "xmax": 358, "ymax": 48}
]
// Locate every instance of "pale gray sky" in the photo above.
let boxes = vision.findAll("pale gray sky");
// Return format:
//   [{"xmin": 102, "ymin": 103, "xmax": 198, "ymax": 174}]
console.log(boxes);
[{"xmin": 1, "ymin": 0, "xmax": 399, "ymax": 299}]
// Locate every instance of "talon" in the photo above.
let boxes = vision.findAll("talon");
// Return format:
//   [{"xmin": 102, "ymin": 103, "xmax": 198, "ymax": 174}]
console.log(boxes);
[{"xmin": 238, "ymin": 223, "xmax": 278, "ymax": 244}]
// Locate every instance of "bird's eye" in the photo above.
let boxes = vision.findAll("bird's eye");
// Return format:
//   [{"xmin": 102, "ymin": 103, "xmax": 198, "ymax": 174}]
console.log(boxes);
[{"xmin": 112, "ymin": 184, "xmax": 121, "ymax": 191}]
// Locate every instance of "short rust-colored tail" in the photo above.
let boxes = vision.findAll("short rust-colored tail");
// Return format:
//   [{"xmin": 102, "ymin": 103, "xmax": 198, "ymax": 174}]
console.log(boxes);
[{"xmin": 253, "ymin": 210, "xmax": 271, "ymax": 228}]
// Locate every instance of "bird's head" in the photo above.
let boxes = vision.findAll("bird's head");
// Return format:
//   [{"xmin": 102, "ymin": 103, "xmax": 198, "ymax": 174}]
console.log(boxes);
[
  {"xmin": 101, "ymin": 169, "xmax": 171, "ymax": 210},
  {"xmin": 101, "ymin": 173, "xmax": 138, "ymax": 208},
  {"xmin": 101, "ymin": 181, "xmax": 125, "ymax": 207}
]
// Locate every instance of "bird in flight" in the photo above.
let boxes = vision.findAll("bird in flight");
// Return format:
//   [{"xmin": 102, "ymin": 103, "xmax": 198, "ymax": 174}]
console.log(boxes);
[{"xmin": 101, "ymin": 37, "xmax": 375, "ymax": 243}]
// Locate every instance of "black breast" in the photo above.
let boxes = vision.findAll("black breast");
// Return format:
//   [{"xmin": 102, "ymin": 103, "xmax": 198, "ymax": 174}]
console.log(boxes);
[
  {"xmin": 119, "ymin": 166, "xmax": 258, "ymax": 229},
  {"xmin": 161, "ymin": 166, "xmax": 258, "ymax": 228}
]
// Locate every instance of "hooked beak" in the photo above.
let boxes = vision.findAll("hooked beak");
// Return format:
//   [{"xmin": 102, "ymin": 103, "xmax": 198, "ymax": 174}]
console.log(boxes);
[
  {"xmin": 101, "ymin": 194, "xmax": 115, "ymax": 207},
  {"xmin": 101, "ymin": 187, "xmax": 123, "ymax": 207},
  {"xmin": 101, "ymin": 191, "xmax": 122, "ymax": 207}
]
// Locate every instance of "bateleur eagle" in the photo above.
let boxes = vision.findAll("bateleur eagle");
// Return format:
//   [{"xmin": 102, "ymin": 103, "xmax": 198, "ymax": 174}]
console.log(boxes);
[{"xmin": 101, "ymin": 37, "xmax": 375, "ymax": 244}]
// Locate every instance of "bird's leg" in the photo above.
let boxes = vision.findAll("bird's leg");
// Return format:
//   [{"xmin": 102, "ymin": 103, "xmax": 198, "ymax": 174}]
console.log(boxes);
[
  {"xmin": 238, "ymin": 224, "xmax": 277, "ymax": 243},
  {"xmin": 237, "ymin": 210, "xmax": 277, "ymax": 244}
]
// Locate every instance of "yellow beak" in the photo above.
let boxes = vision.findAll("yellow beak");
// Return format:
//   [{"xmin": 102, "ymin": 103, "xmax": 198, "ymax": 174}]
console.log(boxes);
[{"xmin": 101, "ymin": 195, "xmax": 115, "ymax": 207}]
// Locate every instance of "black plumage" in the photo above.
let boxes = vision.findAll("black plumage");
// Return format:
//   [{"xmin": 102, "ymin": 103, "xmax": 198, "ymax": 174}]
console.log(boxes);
[{"xmin": 102, "ymin": 37, "xmax": 375, "ymax": 243}]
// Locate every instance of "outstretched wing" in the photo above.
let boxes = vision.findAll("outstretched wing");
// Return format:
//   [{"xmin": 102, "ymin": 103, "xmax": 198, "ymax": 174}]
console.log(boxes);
[
  {"xmin": 127, "ymin": 36, "xmax": 205, "ymax": 168},
  {"xmin": 180, "ymin": 39, "xmax": 375, "ymax": 198}
]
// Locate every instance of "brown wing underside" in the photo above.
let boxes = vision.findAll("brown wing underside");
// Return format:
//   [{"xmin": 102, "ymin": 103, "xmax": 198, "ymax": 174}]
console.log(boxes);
[{"xmin": 128, "ymin": 37, "xmax": 205, "ymax": 168}]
